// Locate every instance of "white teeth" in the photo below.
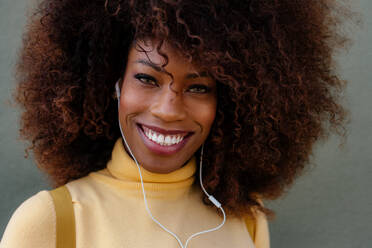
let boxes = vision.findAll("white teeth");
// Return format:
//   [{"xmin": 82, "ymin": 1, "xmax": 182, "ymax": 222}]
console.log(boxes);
[
  {"xmin": 158, "ymin": 134, "xmax": 164, "ymax": 144},
  {"xmin": 151, "ymin": 131, "xmax": 157, "ymax": 141},
  {"xmin": 143, "ymin": 126, "xmax": 186, "ymax": 146}
]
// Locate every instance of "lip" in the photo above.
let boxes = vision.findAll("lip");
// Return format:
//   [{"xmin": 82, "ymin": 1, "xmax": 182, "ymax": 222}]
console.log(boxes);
[
  {"xmin": 136, "ymin": 123, "xmax": 193, "ymax": 155},
  {"xmin": 139, "ymin": 123, "xmax": 192, "ymax": 135}
]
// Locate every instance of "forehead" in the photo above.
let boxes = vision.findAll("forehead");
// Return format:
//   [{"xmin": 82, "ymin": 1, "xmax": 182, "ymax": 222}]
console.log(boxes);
[{"xmin": 127, "ymin": 40, "xmax": 197, "ymax": 71}]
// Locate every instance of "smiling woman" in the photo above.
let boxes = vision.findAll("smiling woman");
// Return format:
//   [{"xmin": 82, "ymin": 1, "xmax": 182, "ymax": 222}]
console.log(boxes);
[{"xmin": 0, "ymin": 0, "xmax": 352, "ymax": 248}]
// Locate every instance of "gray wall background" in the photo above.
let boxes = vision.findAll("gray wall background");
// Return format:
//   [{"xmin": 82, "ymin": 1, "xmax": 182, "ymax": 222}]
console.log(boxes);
[{"xmin": 0, "ymin": 0, "xmax": 371, "ymax": 247}]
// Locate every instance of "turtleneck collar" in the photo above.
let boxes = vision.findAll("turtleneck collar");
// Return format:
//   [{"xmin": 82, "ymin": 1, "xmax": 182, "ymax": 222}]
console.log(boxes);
[
  {"xmin": 90, "ymin": 138, "xmax": 197, "ymax": 198},
  {"xmin": 108, "ymin": 138, "xmax": 196, "ymax": 183}
]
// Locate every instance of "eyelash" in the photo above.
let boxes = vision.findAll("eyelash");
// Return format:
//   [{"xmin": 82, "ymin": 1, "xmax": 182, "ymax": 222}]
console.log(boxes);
[
  {"xmin": 134, "ymin": 73, "xmax": 212, "ymax": 94},
  {"xmin": 188, "ymin": 84, "xmax": 211, "ymax": 93},
  {"xmin": 134, "ymin": 73, "xmax": 157, "ymax": 86}
]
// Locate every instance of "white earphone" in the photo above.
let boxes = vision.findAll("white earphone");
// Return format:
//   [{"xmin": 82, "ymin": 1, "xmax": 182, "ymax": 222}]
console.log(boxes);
[{"xmin": 115, "ymin": 79, "xmax": 226, "ymax": 248}]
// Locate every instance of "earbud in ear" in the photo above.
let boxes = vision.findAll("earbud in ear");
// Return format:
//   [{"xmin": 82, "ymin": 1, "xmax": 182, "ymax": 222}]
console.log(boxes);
[{"xmin": 115, "ymin": 79, "xmax": 121, "ymax": 99}]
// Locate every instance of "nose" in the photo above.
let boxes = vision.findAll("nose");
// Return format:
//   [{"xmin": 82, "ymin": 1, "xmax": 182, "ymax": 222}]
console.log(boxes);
[{"xmin": 150, "ymin": 87, "xmax": 187, "ymax": 122}]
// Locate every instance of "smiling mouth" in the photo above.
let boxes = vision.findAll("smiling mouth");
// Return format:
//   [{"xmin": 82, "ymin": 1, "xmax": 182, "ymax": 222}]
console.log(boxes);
[
  {"xmin": 137, "ymin": 124, "xmax": 193, "ymax": 146},
  {"xmin": 143, "ymin": 127, "xmax": 185, "ymax": 146}
]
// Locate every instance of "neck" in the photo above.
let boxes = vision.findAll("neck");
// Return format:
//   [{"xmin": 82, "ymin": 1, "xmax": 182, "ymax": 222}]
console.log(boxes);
[{"xmin": 97, "ymin": 138, "xmax": 197, "ymax": 198}]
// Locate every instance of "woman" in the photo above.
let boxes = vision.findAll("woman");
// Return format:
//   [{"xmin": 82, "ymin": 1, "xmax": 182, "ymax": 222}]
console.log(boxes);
[{"xmin": 1, "ymin": 0, "xmax": 350, "ymax": 247}]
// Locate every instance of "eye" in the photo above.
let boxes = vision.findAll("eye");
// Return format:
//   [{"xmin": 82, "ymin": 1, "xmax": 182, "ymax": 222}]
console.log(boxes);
[
  {"xmin": 187, "ymin": 84, "xmax": 212, "ymax": 94},
  {"xmin": 134, "ymin": 73, "xmax": 158, "ymax": 86}
]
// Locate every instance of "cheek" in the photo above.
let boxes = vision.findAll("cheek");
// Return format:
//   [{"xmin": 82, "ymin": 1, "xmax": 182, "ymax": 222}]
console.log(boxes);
[
  {"xmin": 193, "ymin": 99, "xmax": 217, "ymax": 134},
  {"xmin": 119, "ymin": 84, "xmax": 147, "ymax": 118}
]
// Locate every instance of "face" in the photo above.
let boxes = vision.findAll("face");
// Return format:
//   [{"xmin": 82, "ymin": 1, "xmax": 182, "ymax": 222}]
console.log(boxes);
[{"xmin": 118, "ymin": 40, "xmax": 217, "ymax": 173}]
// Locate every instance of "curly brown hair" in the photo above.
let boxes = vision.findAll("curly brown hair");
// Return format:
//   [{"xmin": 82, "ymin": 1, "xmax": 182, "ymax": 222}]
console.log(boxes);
[{"xmin": 14, "ymin": 0, "xmax": 352, "ymax": 218}]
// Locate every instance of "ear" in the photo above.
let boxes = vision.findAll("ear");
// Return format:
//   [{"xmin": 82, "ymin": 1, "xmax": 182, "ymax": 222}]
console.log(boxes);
[{"xmin": 115, "ymin": 78, "xmax": 121, "ymax": 99}]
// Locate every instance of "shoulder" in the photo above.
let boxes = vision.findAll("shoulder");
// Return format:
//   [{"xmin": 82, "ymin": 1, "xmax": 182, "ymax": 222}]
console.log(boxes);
[
  {"xmin": 252, "ymin": 209, "xmax": 270, "ymax": 248},
  {"xmin": 244, "ymin": 200, "xmax": 271, "ymax": 248},
  {"xmin": 0, "ymin": 190, "xmax": 55, "ymax": 248}
]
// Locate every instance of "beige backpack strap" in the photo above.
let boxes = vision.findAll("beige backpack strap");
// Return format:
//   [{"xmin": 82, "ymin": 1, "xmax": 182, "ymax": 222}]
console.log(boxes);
[
  {"xmin": 245, "ymin": 215, "xmax": 256, "ymax": 242},
  {"xmin": 49, "ymin": 186, "xmax": 76, "ymax": 248}
]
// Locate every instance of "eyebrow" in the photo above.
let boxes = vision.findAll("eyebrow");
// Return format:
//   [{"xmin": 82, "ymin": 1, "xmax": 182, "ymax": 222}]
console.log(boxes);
[
  {"xmin": 134, "ymin": 59, "xmax": 209, "ymax": 79},
  {"xmin": 135, "ymin": 59, "xmax": 163, "ymax": 72}
]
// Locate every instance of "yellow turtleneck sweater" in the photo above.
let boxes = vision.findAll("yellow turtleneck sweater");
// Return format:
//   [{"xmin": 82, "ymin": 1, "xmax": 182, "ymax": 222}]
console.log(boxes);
[{"xmin": 0, "ymin": 139, "xmax": 270, "ymax": 248}]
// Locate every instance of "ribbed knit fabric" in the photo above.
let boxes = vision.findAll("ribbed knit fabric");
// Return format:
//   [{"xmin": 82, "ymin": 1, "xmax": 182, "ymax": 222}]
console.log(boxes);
[{"xmin": 0, "ymin": 138, "xmax": 270, "ymax": 248}]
